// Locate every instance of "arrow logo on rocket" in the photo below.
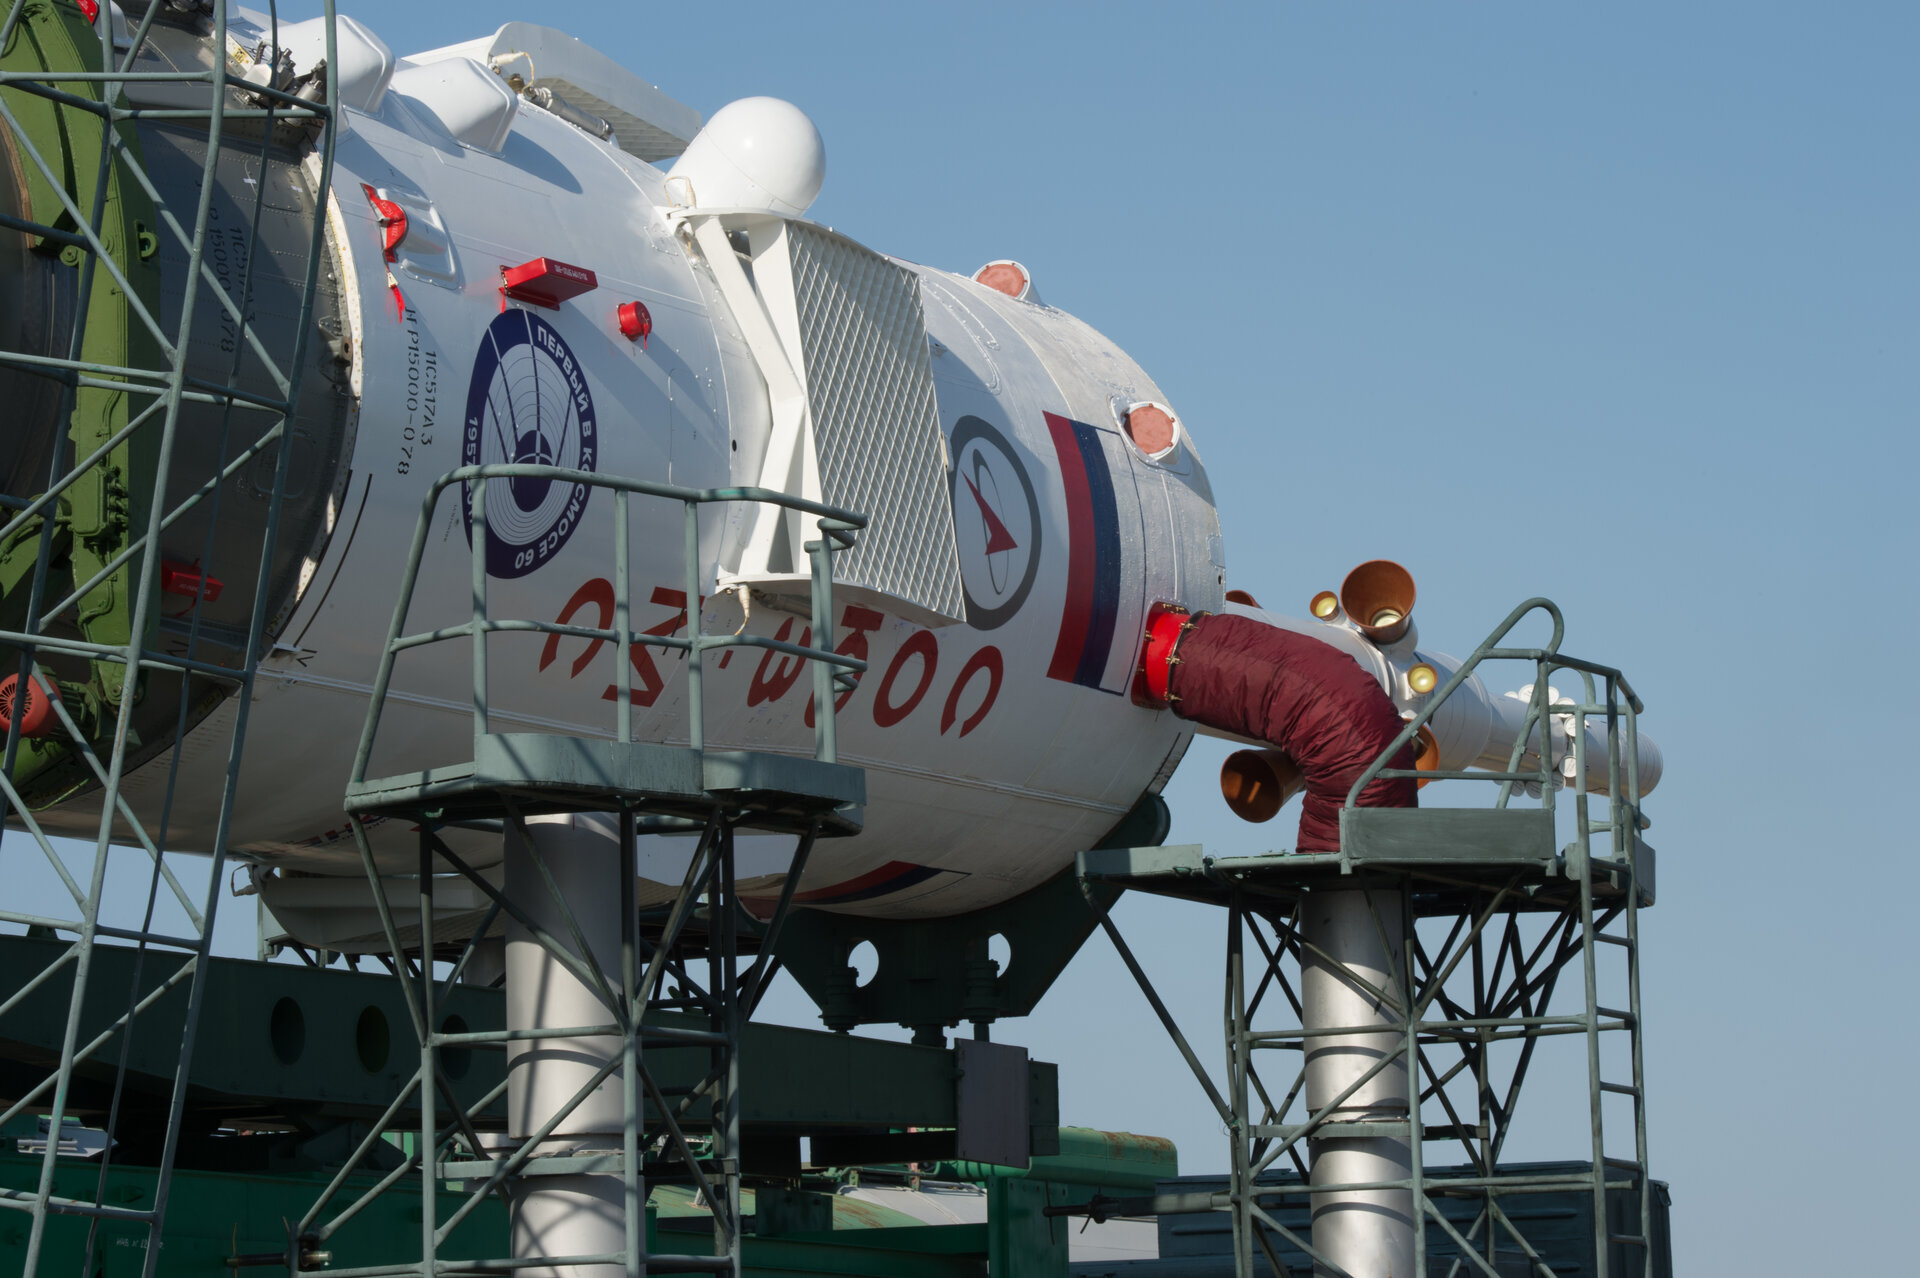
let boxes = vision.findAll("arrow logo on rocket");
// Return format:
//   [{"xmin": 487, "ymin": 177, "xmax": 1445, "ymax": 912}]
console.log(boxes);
[
  {"xmin": 963, "ymin": 470, "xmax": 1020, "ymax": 556},
  {"xmin": 949, "ymin": 415, "xmax": 1041, "ymax": 631}
]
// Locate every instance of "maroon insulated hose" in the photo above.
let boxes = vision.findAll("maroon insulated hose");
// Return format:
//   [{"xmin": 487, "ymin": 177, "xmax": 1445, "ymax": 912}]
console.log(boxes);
[{"xmin": 1159, "ymin": 613, "xmax": 1417, "ymax": 852}]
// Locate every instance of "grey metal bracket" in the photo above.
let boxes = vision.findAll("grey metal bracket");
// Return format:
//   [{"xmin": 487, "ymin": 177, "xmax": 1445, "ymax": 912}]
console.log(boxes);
[{"xmin": 775, "ymin": 794, "xmax": 1170, "ymax": 1040}]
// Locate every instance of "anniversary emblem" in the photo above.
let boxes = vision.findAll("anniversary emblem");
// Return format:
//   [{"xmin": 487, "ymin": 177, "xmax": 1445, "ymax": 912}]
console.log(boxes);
[{"xmin": 462, "ymin": 308, "xmax": 598, "ymax": 578}]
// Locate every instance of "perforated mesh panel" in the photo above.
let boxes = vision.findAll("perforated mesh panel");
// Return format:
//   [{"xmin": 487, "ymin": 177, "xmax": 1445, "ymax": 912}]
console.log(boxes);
[{"xmin": 787, "ymin": 224, "xmax": 964, "ymax": 622}]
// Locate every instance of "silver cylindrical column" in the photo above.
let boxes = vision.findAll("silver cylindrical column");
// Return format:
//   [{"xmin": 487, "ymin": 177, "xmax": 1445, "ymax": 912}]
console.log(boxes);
[
  {"xmin": 1301, "ymin": 887, "xmax": 1415, "ymax": 1278},
  {"xmin": 504, "ymin": 813, "xmax": 630, "ymax": 1278}
]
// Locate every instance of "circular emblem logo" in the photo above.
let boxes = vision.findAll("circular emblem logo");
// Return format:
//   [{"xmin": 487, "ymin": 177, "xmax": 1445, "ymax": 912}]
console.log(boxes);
[
  {"xmin": 949, "ymin": 415, "xmax": 1040, "ymax": 630},
  {"xmin": 462, "ymin": 310, "xmax": 598, "ymax": 578}
]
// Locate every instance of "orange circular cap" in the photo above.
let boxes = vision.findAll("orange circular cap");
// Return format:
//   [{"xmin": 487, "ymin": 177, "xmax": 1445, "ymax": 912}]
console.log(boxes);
[
  {"xmin": 1125, "ymin": 404, "xmax": 1177, "ymax": 456},
  {"xmin": 1340, "ymin": 559, "xmax": 1416, "ymax": 640},
  {"xmin": 1221, "ymin": 750, "xmax": 1303, "ymax": 823},
  {"xmin": 973, "ymin": 261, "xmax": 1030, "ymax": 299}
]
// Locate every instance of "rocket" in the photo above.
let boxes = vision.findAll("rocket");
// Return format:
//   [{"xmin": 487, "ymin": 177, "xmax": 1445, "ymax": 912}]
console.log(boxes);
[
  {"xmin": 1, "ymin": 13, "xmax": 1668, "ymax": 1277},
  {"xmin": 0, "ymin": 9, "xmax": 1658, "ymax": 955}
]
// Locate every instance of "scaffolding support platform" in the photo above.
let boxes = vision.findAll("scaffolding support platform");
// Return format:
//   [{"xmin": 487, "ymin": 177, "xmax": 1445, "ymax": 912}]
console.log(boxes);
[{"xmin": 1071, "ymin": 598, "xmax": 1659, "ymax": 1278}]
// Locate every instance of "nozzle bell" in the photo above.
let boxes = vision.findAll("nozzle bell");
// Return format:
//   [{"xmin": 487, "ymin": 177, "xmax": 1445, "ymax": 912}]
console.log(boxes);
[
  {"xmin": 1340, "ymin": 559, "xmax": 1416, "ymax": 644},
  {"xmin": 1220, "ymin": 749, "xmax": 1306, "ymax": 823}
]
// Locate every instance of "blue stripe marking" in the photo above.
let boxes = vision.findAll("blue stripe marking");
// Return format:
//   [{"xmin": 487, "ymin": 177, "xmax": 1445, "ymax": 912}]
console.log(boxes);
[
  {"xmin": 1071, "ymin": 421, "xmax": 1122, "ymax": 690},
  {"xmin": 809, "ymin": 864, "xmax": 946, "ymax": 906}
]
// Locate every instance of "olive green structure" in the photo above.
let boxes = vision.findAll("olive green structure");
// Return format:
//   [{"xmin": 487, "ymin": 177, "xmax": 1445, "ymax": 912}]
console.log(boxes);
[{"xmin": 0, "ymin": 4, "xmax": 343, "ymax": 1277}]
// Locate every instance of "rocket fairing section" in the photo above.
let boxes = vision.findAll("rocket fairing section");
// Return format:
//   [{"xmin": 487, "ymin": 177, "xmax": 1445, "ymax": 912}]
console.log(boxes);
[{"xmin": 0, "ymin": 17, "xmax": 1666, "ymax": 1278}]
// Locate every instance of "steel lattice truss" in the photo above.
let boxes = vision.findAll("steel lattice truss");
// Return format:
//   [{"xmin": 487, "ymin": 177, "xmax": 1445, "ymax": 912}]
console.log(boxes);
[
  {"xmin": 292, "ymin": 810, "xmax": 812, "ymax": 1278},
  {"xmin": 1084, "ymin": 600, "xmax": 1657, "ymax": 1278},
  {"xmin": 0, "ymin": 4, "xmax": 339, "ymax": 1275}
]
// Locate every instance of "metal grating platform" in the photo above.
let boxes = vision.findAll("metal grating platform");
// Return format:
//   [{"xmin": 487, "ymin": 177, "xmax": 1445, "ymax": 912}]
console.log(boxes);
[
  {"xmin": 1070, "ymin": 599, "xmax": 1660, "ymax": 1278},
  {"xmin": 1081, "ymin": 822, "xmax": 1654, "ymax": 918},
  {"xmin": 346, "ymin": 733, "xmax": 866, "ymax": 834}
]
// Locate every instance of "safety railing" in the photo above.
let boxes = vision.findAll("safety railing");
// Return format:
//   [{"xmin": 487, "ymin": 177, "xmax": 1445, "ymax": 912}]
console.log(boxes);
[
  {"xmin": 1338, "ymin": 596, "xmax": 1655, "ymax": 1277},
  {"xmin": 1345, "ymin": 596, "xmax": 1649, "ymax": 869},
  {"xmin": 348, "ymin": 463, "xmax": 869, "ymax": 791}
]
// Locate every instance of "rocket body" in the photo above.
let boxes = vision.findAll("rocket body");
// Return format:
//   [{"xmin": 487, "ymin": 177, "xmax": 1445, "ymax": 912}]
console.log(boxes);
[
  {"xmin": 10, "ymin": 12, "xmax": 1224, "ymax": 938},
  {"xmin": 4, "ymin": 13, "xmax": 1653, "ymax": 952}
]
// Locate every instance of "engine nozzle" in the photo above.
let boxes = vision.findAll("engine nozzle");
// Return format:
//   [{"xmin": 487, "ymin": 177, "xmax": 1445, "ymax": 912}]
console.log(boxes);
[
  {"xmin": 1340, "ymin": 559, "xmax": 1417, "ymax": 644},
  {"xmin": 1220, "ymin": 749, "xmax": 1306, "ymax": 823}
]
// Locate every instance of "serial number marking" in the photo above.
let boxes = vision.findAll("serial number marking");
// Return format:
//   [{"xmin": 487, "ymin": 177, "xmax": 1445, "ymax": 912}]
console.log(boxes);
[{"xmin": 395, "ymin": 309, "xmax": 436, "ymax": 475}]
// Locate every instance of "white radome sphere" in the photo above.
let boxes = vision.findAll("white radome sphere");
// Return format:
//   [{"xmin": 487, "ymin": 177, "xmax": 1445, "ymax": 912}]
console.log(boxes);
[{"xmin": 665, "ymin": 97, "xmax": 826, "ymax": 216}]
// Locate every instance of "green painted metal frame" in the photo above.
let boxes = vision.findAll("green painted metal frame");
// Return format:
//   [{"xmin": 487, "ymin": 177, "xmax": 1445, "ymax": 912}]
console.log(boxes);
[
  {"xmin": 346, "ymin": 464, "xmax": 868, "ymax": 808},
  {"xmin": 1075, "ymin": 598, "xmax": 1657, "ymax": 1278},
  {"xmin": 0, "ymin": 5, "xmax": 338, "ymax": 1277},
  {"xmin": 318, "ymin": 462, "xmax": 880, "ymax": 1276},
  {"xmin": 301, "ymin": 812, "xmax": 773, "ymax": 1277}
]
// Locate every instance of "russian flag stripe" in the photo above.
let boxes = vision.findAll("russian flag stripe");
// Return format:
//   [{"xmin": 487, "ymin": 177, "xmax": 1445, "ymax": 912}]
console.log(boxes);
[
  {"xmin": 1046, "ymin": 412, "xmax": 1124, "ymax": 690},
  {"xmin": 742, "ymin": 860, "xmax": 952, "ymax": 919},
  {"xmin": 789, "ymin": 859, "xmax": 944, "ymax": 905},
  {"xmin": 1047, "ymin": 412, "xmax": 1096, "ymax": 681},
  {"xmin": 1075, "ymin": 425, "xmax": 1123, "ymax": 687}
]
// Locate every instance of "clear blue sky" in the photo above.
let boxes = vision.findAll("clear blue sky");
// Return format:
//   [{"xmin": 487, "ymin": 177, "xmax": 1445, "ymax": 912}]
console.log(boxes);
[{"xmin": 59, "ymin": 3, "xmax": 1920, "ymax": 1272}]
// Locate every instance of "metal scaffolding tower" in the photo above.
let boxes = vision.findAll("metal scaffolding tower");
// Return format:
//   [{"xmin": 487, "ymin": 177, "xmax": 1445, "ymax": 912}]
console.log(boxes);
[
  {"xmin": 0, "ymin": 5, "xmax": 339, "ymax": 1276},
  {"xmin": 1080, "ymin": 599, "xmax": 1657, "ymax": 1278},
  {"xmin": 313, "ymin": 463, "xmax": 867, "ymax": 1277}
]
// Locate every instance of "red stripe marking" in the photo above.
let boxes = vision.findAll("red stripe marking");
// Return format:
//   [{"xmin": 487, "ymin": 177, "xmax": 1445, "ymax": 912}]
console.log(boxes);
[
  {"xmin": 740, "ymin": 859, "xmax": 926, "ymax": 919},
  {"xmin": 789, "ymin": 860, "xmax": 921, "ymax": 903},
  {"xmin": 1046, "ymin": 411, "xmax": 1096, "ymax": 682}
]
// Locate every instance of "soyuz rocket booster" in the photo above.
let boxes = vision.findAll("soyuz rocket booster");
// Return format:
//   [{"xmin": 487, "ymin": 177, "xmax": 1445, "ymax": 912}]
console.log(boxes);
[{"xmin": 0, "ymin": 10, "xmax": 1658, "ymax": 955}]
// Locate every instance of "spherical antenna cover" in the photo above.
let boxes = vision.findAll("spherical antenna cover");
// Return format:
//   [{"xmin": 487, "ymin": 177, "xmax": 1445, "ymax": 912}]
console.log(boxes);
[{"xmin": 665, "ymin": 97, "xmax": 826, "ymax": 216}]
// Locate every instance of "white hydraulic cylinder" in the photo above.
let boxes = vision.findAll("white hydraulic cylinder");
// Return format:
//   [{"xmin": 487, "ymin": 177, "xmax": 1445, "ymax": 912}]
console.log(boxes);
[
  {"xmin": 504, "ymin": 814, "xmax": 631, "ymax": 1278},
  {"xmin": 1300, "ymin": 888, "xmax": 1415, "ymax": 1278}
]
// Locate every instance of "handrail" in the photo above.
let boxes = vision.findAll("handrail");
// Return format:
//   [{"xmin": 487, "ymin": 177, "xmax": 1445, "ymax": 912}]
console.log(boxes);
[
  {"xmin": 1341, "ymin": 595, "xmax": 1648, "ymax": 870},
  {"xmin": 347, "ymin": 464, "xmax": 869, "ymax": 790}
]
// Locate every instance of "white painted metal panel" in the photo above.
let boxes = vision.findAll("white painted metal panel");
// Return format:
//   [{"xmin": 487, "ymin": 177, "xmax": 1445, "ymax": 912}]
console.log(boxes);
[{"xmin": 406, "ymin": 23, "xmax": 702, "ymax": 161}]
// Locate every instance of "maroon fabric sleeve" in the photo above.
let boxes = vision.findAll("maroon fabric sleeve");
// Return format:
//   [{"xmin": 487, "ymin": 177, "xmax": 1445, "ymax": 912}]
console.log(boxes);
[{"xmin": 1167, "ymin": 614, "xmax": 1417, "ymax": 852}]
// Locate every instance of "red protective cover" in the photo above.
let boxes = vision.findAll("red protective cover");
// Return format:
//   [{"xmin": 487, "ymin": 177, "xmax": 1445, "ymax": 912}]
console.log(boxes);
[
  {"xmin": 501, "ymin": 258, "xmax": 598, "ymax": 309},
  {"xmin": 1167, "ymin": 613, "xmax": 1417, "ymax": 852}
]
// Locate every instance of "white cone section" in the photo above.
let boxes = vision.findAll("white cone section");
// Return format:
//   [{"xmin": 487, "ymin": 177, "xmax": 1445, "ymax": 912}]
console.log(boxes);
[
  {"xmin": 665, "ymin": 97, "xmax": 825, "ymax": 215},
  {"xmin": 1301, "ymin": 889, "xmax": 1416, "ymax": 1278}
]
